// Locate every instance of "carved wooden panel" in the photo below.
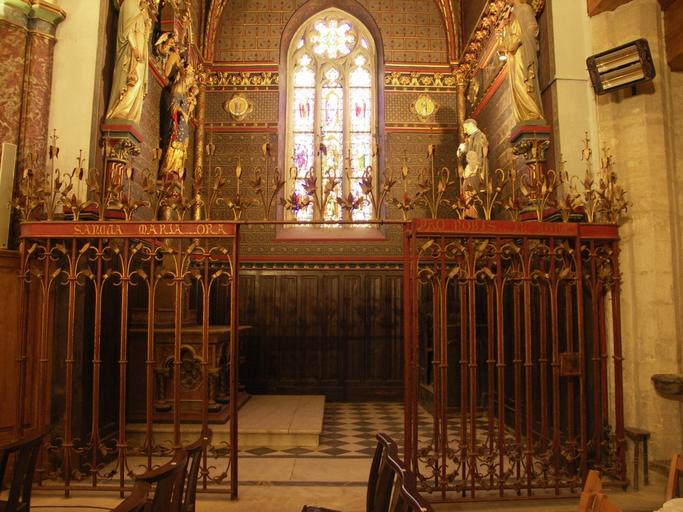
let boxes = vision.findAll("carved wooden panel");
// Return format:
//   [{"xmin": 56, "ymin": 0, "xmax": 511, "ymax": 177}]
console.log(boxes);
[
  {"xmin": 0, "ymin": 250, "xmax": 20, "ymax": 443},
  {"xmin": 239, "ymin": 268, "xmax": 403, "ymax": 401}
]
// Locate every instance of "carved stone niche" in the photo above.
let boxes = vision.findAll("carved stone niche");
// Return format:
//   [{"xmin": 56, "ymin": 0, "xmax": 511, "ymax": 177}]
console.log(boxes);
[{"xmin": 159, "ymin": 0, "xmax": 178, "ymax": 34}]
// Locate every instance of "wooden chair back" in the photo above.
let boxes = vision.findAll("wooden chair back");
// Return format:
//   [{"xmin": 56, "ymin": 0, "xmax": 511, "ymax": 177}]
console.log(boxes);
[
  {"xmin": 666, "ymin": 453, "xmax": 683, "ymax": 500},
  {"xmin": 382, "ymin": 440, "xmax": 433, "ymax": 512},
  {"xmin": 0, "ymin": 431, "xmax": 45, "ymax": 512},
  {"xmin": 111, "ymin": 481, "xmax": 151, "ymax": 512},
  {"xmin": 136, "ymin": 449, "xmax": 189, "ymax": 512},
  {"xmin": 300, "ymin": 433, "xmax": 432, "ymax": 512},
  {"xmin": 180, "ymin": 429, "xmax": 212, "ymax": 512},
  {"xmin": 578, "ymin": 469, "xmax": 622, "ymax": 512},
  {"xmin": 368, "ymin": 433, "xmax": 399, "ymax": 512}
]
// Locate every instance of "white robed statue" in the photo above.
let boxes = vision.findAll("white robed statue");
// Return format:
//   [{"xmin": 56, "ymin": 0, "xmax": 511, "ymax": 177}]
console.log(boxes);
[
  {"xmin": 106, "ymin": 0, "xmax": 153, "ymax": 124},
  {"xmin": 500, "ymin": 0, "xmax": 545, "ymax": 123}
]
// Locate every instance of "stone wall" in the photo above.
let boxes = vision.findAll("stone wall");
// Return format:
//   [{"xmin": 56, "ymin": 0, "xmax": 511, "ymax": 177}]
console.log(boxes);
[
  {"xmin": 590, "ymin": 0, "xmax": 683, "ymax": 460},
  {"xmin": 48, "ymin": 0, "xmax": 106, "ymax": 197}
]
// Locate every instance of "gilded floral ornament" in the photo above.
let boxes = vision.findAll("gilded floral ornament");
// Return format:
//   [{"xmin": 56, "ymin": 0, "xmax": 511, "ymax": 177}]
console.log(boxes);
[
  {"xmin": 223, "ymin": 94, "xmax": 254, "ymax": 122},
  {"xmin": 384, "ymin": 71, "xmax": 457, "ymax": 89},
  {"xmin": 13, "ymin": 129, "xmax": 627, "ymax": 226},
  {"xmin": 206, "ymin": 71, "xmax": 279, "ymax": 87},
  {"xmin": 411, "ymin": 95, "xmax": 439, "ymax": 123}
]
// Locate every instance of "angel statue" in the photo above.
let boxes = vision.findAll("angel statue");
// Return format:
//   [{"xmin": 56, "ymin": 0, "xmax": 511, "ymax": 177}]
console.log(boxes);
[
  {"xmin": 457, "ymin": 118, "xmax": 489, "ymax": 218},
  {"xmin": 154, "ymin": 32, "xmax": 183, "ymax": 78},
  {"xmin": 106, "ymin": 0, "xmax": 154, "ymax": 124},
  {"xmin": 499, "ymin": 0, "xmax": 545, "ymax": 123}
]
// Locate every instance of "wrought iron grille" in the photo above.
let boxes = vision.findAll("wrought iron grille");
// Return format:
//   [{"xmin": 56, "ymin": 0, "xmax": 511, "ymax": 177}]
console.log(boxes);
[
  {"xmin": 16, "ymin": 222, "xmax": 240, "ymax": 498},
  {"xmin": 403, "ymin": 219, "xmax": 625, "ymax": 501},
  {"xmin": 12, "ymin": 218, "xmax": 626, "ymax": 503}
]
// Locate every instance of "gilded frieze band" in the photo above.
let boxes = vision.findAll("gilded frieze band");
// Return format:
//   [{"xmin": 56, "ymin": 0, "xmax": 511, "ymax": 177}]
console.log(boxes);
[{"xmin": 204, "ymin": 70, "xmax": 464, "ymax": 90}]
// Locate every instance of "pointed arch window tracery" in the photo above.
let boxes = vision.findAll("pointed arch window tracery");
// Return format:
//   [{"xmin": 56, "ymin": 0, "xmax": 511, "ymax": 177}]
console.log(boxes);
[{"xmin": 286, "ymin": 10, "xmax": 376, "ymax": 223}]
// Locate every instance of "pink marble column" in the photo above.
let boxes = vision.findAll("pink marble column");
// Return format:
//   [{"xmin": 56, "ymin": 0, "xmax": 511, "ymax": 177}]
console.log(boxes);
[
  {"xmin": 18, "ymin": 30, "xmax": 57, "ymax": 172},
  {"xmin": 0, "ymin": 3, "xmax": 30, "ymax": 149},
  {"xmin": 17, "ymin": 6, "xmax": 65, "ymax": 174}
]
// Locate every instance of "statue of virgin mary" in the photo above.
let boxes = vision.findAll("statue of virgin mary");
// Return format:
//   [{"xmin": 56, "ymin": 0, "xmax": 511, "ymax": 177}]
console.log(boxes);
[{"xmin": 105, "ymin": 0, "xmax": 154, "ymax": 124}]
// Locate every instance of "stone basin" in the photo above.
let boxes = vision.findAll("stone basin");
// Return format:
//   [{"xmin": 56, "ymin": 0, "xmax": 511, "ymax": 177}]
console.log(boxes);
[{"xmin": 651, "ymin": 374, "xmax": 683, "ymax": 400}]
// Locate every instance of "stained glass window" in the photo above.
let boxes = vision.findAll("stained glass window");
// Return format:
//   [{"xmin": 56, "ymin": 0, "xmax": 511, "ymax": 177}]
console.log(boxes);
[{"xmin": 287, "ymin": 10, "xmax": 376, "ymax": 224}]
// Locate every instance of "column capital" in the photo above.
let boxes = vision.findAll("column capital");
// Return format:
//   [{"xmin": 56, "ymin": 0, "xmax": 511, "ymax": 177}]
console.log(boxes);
[
  {"xmin": 0, "ymin": 0, "xmax": 32, "ymax": 28},
  {"xmin": 28, "ymin": 1, "xmax": 65, "ymax": 35}
]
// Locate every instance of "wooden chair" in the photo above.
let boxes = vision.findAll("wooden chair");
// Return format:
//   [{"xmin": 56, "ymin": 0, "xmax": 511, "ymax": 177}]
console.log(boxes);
[
  {"xmin": 111, "ymin": 456, "xmax": 185, "ymax": 512},
  {"xmin": 301, "ymin": 433, "xmax": 430, "ymax": 512},
  {"xmin": 111, "ymin": 481, "xmax": 151, "ymax": 512},
  {"xmin": 112, "ymin": 430, "xmax": 212, "ymax": 512},
  {"xmin": 179, "ymin": 429, "xmax": 212, "ymax": 512},
  {"xmin": 578, "ymin": 470, "xmax": 623, "ymax": 512},
  {"xmin": 665, "ymin": 453, "xmax": 683, "ymax": 500},
  {"xmin": 383, "ymin": 439, "xmax": 433, "ymax": 512},
  {"xmin": 367, "ymin": 433, "xmax": 401, "ymax": 512},
  {"xmin": 0, "ymin": 431, "xmax": 46, "ymax": 512},
  {"xmin": 301, "ymin": 432, "xmax": 397, "ymax": 512}
]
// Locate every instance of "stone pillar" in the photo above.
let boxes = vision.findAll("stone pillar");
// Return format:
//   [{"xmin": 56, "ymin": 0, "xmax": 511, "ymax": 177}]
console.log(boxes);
[
  {"xmin": 546, "ymin": 0, "xmax": 601, "ymax": 172},
  {"xmin": 0, "ymin": 0, "xmax": 31, "ymax": 148},
  {"xmin": 47, "ymin": 0, "xmax": 105, "ymax": 199},
  {"xmin": 589, "ymin": 0, "xmax": 683, "ymax": 461},
  {"xmin": 16, "ymin": 2, "xmax": 66, "ymax": 174}
]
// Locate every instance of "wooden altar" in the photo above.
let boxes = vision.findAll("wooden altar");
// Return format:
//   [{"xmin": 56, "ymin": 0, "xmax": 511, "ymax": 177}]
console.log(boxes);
[{"xmin": 127, "ymin": 323, "xmax": 251, "ymax": 423}]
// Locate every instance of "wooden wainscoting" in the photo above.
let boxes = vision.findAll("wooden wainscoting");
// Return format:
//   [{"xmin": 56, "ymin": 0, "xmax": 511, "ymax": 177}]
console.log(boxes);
[
  {"xmin": 0, "ymin": 250, "xmax": 20, "ymax": 443},
  {"xmin": 237, "ymin": 267, "xmax": 404, "ymax": 401}
]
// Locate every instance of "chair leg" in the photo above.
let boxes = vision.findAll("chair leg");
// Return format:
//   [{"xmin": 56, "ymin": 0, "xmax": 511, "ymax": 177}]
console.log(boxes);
[
  {"xmin": 643, "ymin": 438, "xmax": 649, "ymax": 486},
  {"xmin": 632, "ymin": 439, "xmax": 640, "ymax": 491}
]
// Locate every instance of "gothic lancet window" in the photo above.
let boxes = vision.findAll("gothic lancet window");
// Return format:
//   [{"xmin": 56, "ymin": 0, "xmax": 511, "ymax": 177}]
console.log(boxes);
[{"xmin": 286, "ymin": 10, "xmax": 376, "ymax": 223}]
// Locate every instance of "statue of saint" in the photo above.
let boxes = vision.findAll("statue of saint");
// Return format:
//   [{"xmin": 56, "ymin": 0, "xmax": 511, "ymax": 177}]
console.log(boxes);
[
  {"xmin": 106, "ymin": 0, "xmax": 153, "ymax": 124},
  {"xmin": 500, "ymin": 0, "xmax": 545, "ymax": 123},
  {"xmin": 458, "ymin": 119, "xmax": 488, "ymax": 181},
  {"xmin": 457, "ymin": 119, "xmax": 488, "ymax": 218},
  {"xmin": 159, "ymin": 64, "xmax": 198, "ymax": 180}
]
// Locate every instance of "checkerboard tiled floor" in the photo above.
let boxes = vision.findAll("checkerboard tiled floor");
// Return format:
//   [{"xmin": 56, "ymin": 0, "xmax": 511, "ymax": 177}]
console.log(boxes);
[
  {"xmin": 239, "ymin": 402, "xmax": 493, "ymax": 458},
  {"xmin": 240, "ymin": 402, "xmax": 408, "ymax": 457}
]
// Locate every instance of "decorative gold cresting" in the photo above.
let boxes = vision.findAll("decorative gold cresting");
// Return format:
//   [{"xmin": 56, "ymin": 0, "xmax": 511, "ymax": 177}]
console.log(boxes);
[{"xmin": 14, "ymin": 131, "xmax": 629, "ymax": 226}]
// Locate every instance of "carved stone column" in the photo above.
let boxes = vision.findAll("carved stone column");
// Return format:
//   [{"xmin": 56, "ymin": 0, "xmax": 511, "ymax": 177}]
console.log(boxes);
[
  {"xmin": 455, "ymin": 71, "xmax": 467, "ymax": 145},
  {"xmin": 16, "ymin": 2, "xmax": 66, "ymax": 174},
  {"xmin": 192, "ymin": 82, "xmax": 206, "ymax": 198}
]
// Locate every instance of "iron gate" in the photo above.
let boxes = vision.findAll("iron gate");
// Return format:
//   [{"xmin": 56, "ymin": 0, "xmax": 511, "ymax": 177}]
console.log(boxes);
[
  {"xmin": 16, "ymin": 221, "xmax": 240, "ymax": 498},
  {"xmin": 403, "ymin": 219, "xmax": 626, "ymax": 501},
  {"xmin": 13, "ymin": 218, "xmax": 626, "ymax": 502}
]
